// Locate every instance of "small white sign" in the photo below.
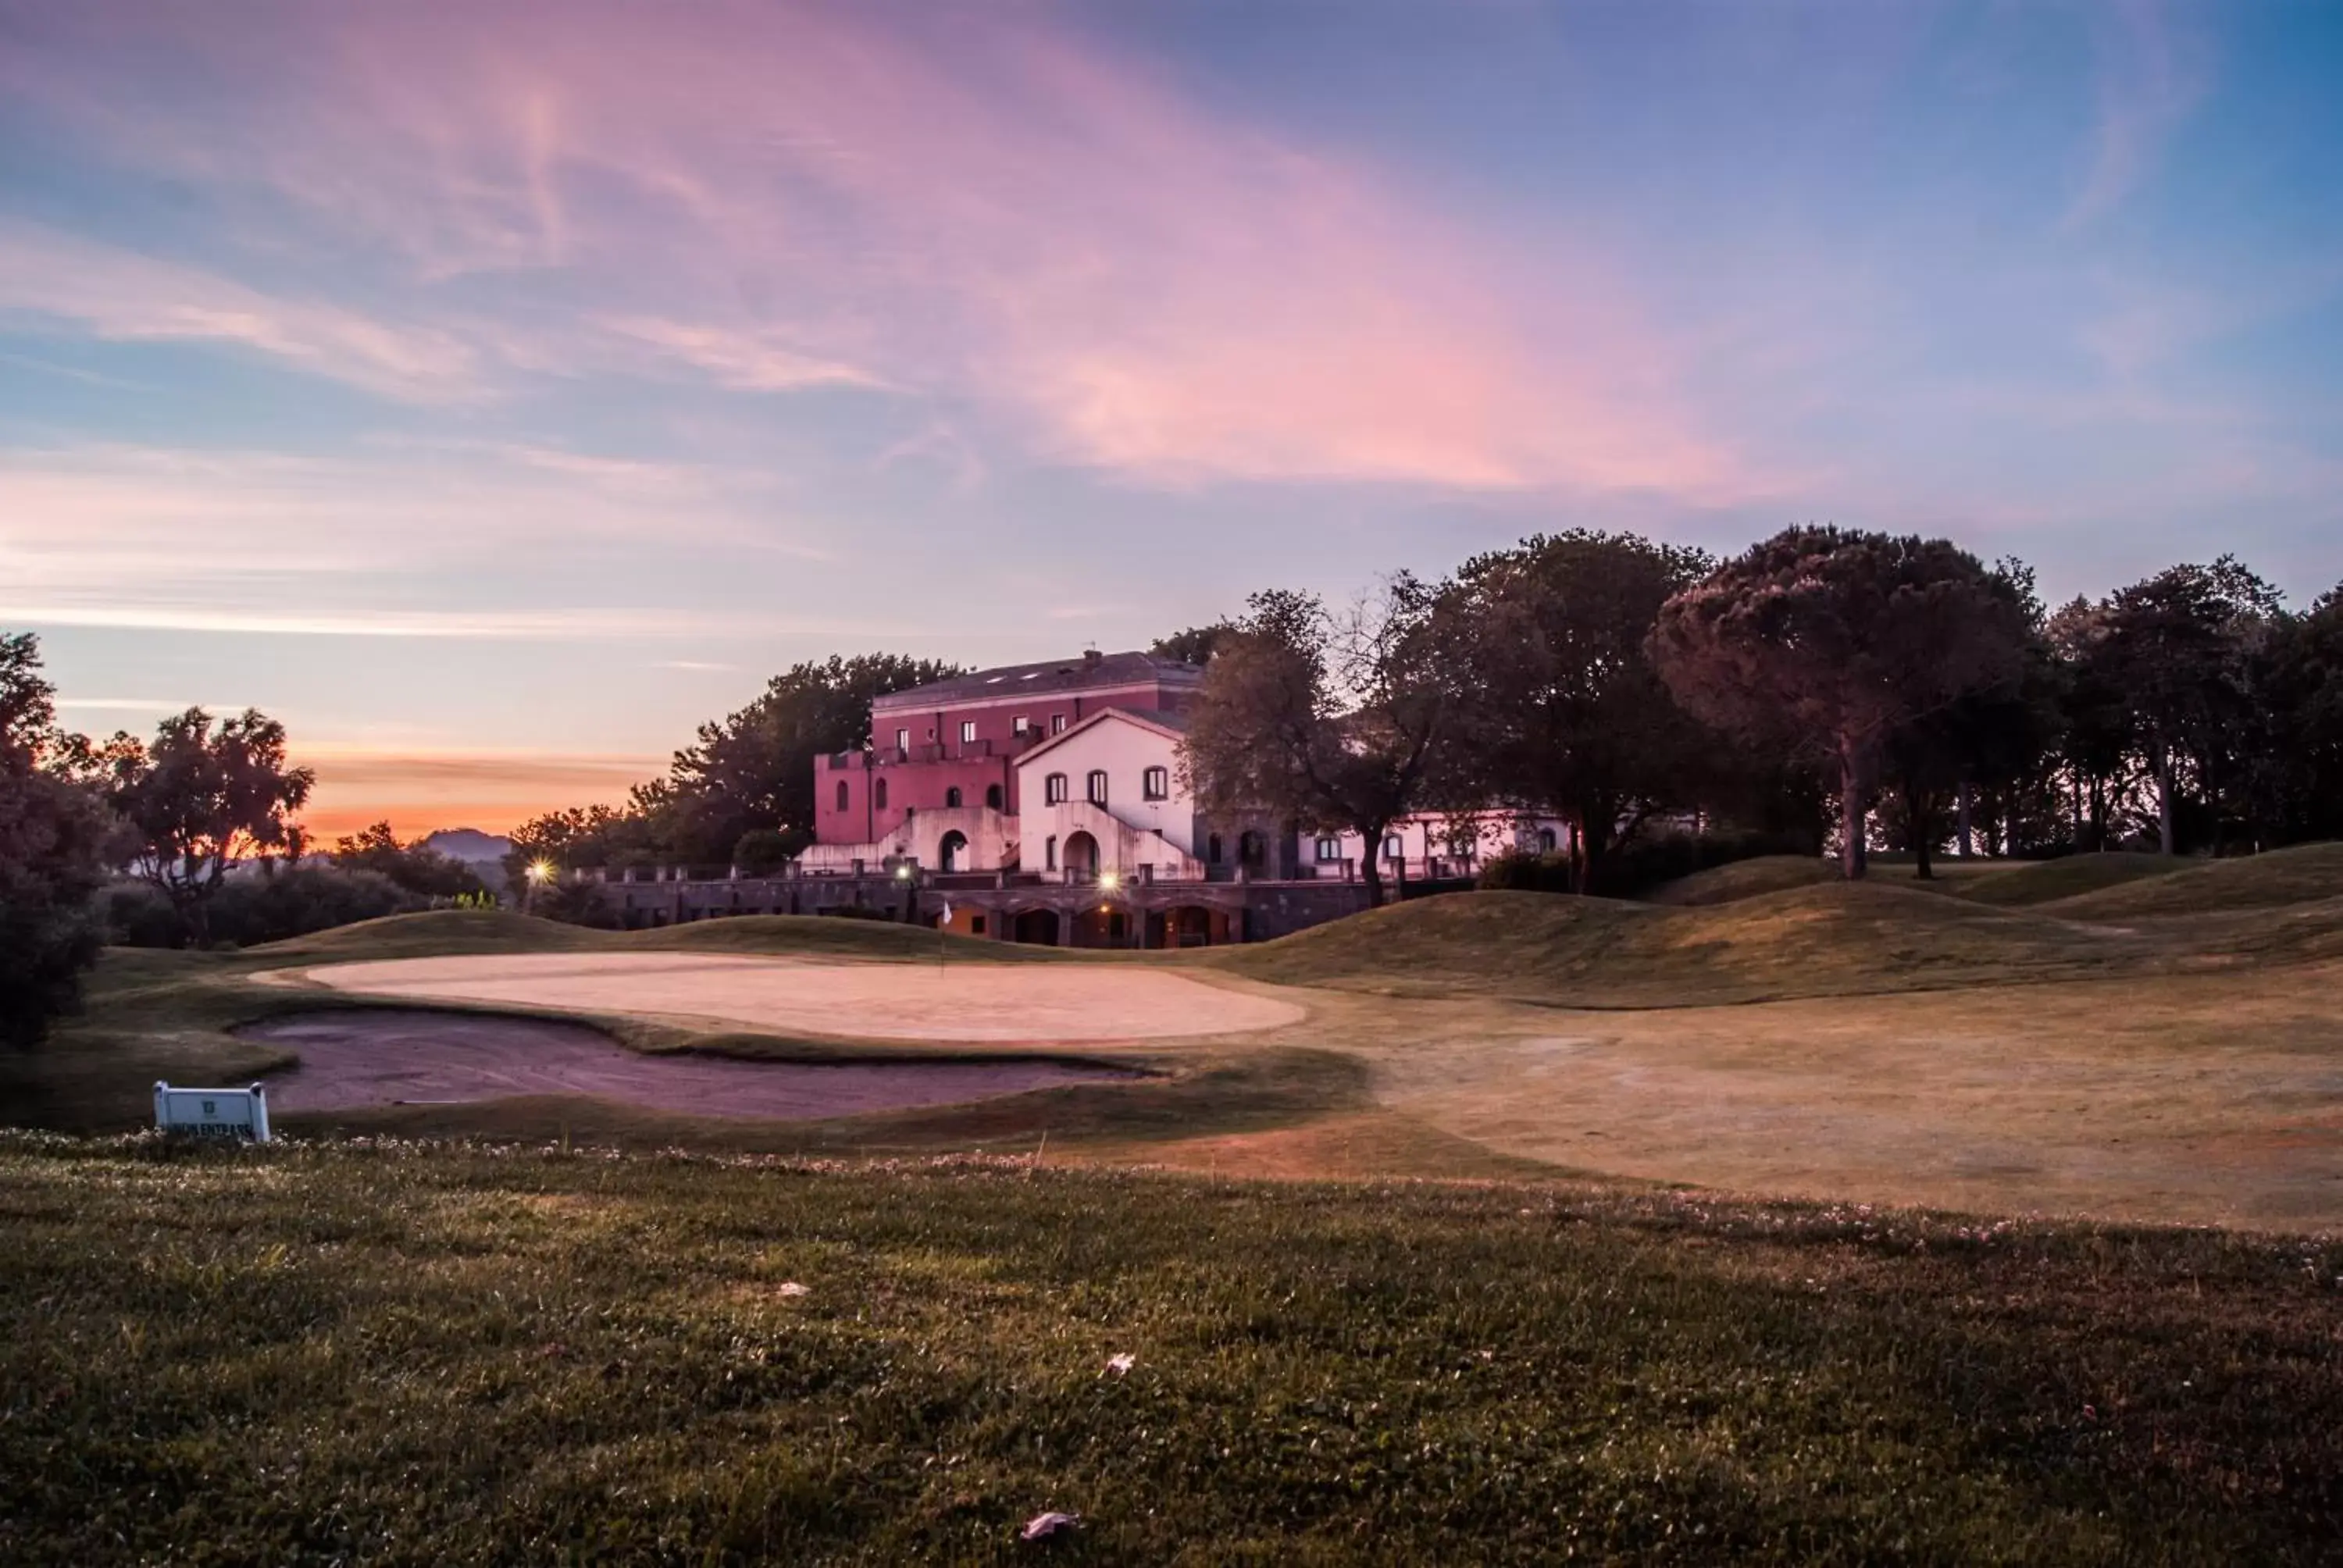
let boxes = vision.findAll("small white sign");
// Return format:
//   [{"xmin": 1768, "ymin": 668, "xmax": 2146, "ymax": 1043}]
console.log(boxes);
[{"xmin": 154, "ymin": 1081, "xmax": 272, "ymax": 1142}]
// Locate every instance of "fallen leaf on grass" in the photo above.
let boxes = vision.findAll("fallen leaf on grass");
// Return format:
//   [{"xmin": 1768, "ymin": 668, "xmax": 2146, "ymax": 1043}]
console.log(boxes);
[
  {"xmin": 1104, "ymin": 1353, "xmax": 1136, "ymax": 1377},
  {"xmin": 776, "ymin": 1281, "xmax": 811, "ymax": 1298}
]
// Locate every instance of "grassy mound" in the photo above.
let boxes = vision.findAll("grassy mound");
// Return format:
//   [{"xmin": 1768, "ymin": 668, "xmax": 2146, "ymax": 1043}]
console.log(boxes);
[
  {"xmin": 5, "ymin": 1139, "xmax": 2336, "ymax": 1563},
  {"xmin": 251, "ymin": 908, "xmax": 1047, "ymax": 965},
  {"xmin": 251, "ymin": 908, "xmax": 608, "ymax": 960},
  {"xmin": 1952, "ymin": 853, "xmax": 2181, "ymax": 907},
  {"xmin": 1211, "ymin": 884, "xmax": 2140, "ymax": 1007},
  {"xmin": 637, "ymin": 913, "xmax": 1058, "ymax": 962},
  {"xmin": 1642, "ymin": 854, "xmax": 1835, "ymax": 907},
  {"xmin": 2042, "ymin": 842, "xmax": 2343, "ymax": 921}
]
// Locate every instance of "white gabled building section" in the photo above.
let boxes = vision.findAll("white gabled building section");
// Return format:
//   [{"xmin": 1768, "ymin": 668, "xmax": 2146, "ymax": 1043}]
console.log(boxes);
[{"xmin": 1012, "ymin": 708, "xmax": 1205, "ymax": 878}]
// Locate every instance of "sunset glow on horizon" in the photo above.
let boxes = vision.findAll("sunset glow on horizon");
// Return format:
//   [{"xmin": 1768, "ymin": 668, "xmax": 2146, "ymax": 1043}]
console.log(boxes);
[{"xmin": 4, "ymin": 0, "xmax": 2338, "ymax": 836}]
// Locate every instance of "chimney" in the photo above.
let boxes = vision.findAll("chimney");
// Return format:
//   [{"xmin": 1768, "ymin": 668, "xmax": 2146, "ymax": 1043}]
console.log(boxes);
[{"xmin": 1082, "ymin": 647, "xmax": 1103, "ymax": 667}]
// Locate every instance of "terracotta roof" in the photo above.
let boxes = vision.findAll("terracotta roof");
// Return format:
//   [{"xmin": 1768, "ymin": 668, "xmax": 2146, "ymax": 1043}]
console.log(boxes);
[{"xmin": 871, "ymin": 650, "xmax": 1204, "ymax": 711}]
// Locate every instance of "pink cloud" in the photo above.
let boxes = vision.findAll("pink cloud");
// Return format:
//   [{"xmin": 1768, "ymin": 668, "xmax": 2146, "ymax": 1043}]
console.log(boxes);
[{"xmin": 4, "ymin": 2, "xmax": 1777, "ymax": 501}]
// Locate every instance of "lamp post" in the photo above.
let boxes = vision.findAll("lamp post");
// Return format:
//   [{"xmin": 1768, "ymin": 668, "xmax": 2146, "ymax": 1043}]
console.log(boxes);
[{"xmin": 524, "ymin": 858, "xmax": 554, "ymax": 915}]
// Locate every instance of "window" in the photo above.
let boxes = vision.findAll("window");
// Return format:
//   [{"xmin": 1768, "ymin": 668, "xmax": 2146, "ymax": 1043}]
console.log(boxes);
[
  {"xmin": 874, "ymin": 778, "xmax": 888, "ymax": 811},
  {"xmin": 1050, "ymin": 713, "xmax": 1068, "ymax": 735},
  {"xmin": 1142, "ymin": 765, "xmax": 1168, "ymax": 800},
  {"xmin": 894, "ymin": 728, "xmax": 909, "ymax": 755},
  {"xmin": 1208, "ymin": 833, "xmax": 1223, "ymax": 864},
  {"xmin": 985, "ymin": 783, "xmax": 1003, "ymax": 810},
  {"xmin": 835, "ymin": 780, "xmax": 849, "ymax": 812},
  {"xmin": 1383, "ymin": 836, "xmax": 1403, "ymax": 860},
  {"xmin": 1046, "ymin": 835, "xmax": 1058, "ymax": 871},
  {"xmin": 944, "ymin": 786, "xmax": 962, "ymax": 808},
  {"xmin": 971, "ymin": 915, "xmax": 986, "ymax": 935},
  {"xmin": 1537, "ymin": 828, "xmax": 1557, "ymax": 853},
  {"xmin": 960, "ymin": 720, "xmax": 977, "ymax": 745},
  {"xmin": 1044, "ymin": 772, "xmax": 1068, "ymax": 805},
  {"xmin": 1086, "ymin": 770, "xmax": 1108, "ymax": 805},
  {"xmin": 1315, "ymin": 836, "xmax": 1342, "ymax": 862},
  {"xmin": 1012, "ymin": 715, "xmax": 1030, "ymax": 736}
]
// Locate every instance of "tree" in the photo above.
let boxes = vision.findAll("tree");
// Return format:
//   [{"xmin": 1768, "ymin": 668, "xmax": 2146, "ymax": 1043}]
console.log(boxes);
[
  {"xmin": 0, "ymin": 633, "xmax": 112, "ymax": 1044},
  {"xmin": 98, "ymin": 707, "xmax": 316, "ymax": 946},
  {"xmin": 331, "ymin": 820, "xmax": 489, "ymax": 900},
  {"xmin": 1150, "ymin": 623, "xmax": 1236, "ymax": 665},
  {"xmin": 1441, "ymin": 530, "xmax": 1716, "ymax": 892},
  {"xmin": 1651, "ymin": 527, "xmax": 2031, "ymax": 880},
  {"xmin": 2255, "ymin": 582, "xmax": 2343, "ymax": 844},
  {"xmin": 647, "ymin": 654, "xmax": 961, "ymax": 864},
  {"xmin": 2088, "ymin": 557, "xmax": 2281, "ymax": 855},
  {"xmin": 1876, "ymin": 560, "xmax": 2058, "ymax": 876},
  {"xmin": 1178, "ymin": 581, "xmax": 1457, "ymax": 907}
]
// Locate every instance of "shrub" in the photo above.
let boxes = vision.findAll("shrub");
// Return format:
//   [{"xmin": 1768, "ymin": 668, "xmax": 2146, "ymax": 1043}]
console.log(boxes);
[
  {"xmin": 105, "ymin": 865, "xmax": 424, "ymax": 948},
  {"xmin": 731, "ymin": 829, "xmax": 794, "ymax": 873},
  {"xmin": 1477, "ymin": 830, "xmax": 1817, "ymax": 900}
]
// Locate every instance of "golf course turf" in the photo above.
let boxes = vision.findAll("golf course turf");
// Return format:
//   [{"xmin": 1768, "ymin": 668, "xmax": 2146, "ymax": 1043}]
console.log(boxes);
[{"xmin": 3, "ymin": 850, "xmax": 2340, "ymax": 1560}]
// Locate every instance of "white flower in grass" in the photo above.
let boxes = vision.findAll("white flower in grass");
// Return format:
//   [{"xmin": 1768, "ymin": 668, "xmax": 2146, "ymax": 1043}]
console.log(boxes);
[
  {"xmin": 1104, "ymin": 1352, "xmax": 1136, "ymax": 1377},
  {"xmin": 1021, "ymin": 1510, "xmax": 1080, "ymax": 1541}
]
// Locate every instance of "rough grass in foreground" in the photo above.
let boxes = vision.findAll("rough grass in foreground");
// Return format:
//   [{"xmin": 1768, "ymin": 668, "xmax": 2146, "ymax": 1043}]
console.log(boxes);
[{"xmin": 2, "ymin": 1136, "xmax": 2336, "ymax": 1565}]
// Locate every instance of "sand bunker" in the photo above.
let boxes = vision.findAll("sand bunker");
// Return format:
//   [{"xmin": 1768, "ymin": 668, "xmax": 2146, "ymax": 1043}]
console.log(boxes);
[
  {"xmin": 245, "ymin": 1010, "xmax": 1137, "ymax": 1121},
  {"xmin": 269, "ymin": 953, "xmax": 1303, "ymax": 1042}
]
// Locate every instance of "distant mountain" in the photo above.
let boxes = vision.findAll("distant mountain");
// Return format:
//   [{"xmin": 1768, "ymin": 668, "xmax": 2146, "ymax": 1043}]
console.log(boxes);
[{"xmin": 419, "ymin": 828, "xmax": 514, "ymax": 866}]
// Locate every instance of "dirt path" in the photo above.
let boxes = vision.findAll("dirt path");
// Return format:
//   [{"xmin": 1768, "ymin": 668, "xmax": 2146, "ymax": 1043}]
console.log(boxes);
[
  {"xmin": 244, "ymin": 1010, "xmax": 1136, "ymax": 1121},
  {"xmin": 266, "ymin": 953, "xmax": 1303, "ymax": 1042}
]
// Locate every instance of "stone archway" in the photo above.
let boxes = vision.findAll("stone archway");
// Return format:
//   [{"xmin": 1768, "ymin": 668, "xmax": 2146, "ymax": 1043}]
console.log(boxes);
[
  {"xmin": 1011, "ymin": 909, "xmax": 1059, "ymax": 945},
  {"xmin": 939, "ymin": 830, "xmax": 968, "ymax": 872},
  {"xmin": 1063, "ymin": 830, "xmax": 1099, "ymax": 875}
]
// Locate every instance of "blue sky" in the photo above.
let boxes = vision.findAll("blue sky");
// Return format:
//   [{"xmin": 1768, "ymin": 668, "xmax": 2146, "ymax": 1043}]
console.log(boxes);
[{"xmin": 2, "ymin": 0, "xmax": 2337, "ymax": 833}]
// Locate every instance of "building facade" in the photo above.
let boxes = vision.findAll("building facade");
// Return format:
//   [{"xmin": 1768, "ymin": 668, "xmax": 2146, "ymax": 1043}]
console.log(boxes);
[{"xmin": 594, "ymin": 650, "xmax": 1565, "ymax": 947}]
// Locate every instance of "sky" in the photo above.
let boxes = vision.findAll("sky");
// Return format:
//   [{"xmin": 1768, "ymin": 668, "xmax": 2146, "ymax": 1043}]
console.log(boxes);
[{"xmin": 2, "ymin": 0, "xmax": 2338, "ymax": 837}]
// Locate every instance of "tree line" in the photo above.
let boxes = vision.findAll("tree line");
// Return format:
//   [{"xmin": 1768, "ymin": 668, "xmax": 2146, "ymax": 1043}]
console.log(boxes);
[
  {"xmin": 4, "ymin": 523, "xmax": 2334, "ymax": 1037},
  {"xmin": 1179, "ymin": 528, "xmax": 2342, "ymax": 901},
  {"xmin": 0, "ymin": 636, "xmax": 497, "ymax": 1041}
]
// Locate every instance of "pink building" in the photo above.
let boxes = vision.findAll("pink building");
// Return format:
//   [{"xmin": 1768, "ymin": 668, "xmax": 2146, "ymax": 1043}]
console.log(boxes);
[{"xmin": 814, "ymin": 649, "xmax": 1203, "ymax": 846}]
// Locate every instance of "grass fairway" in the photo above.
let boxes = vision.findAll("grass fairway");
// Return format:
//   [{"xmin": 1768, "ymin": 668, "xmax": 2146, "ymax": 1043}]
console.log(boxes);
[{"xmin": 4, "ymin": 1136, "xmax": 2339, "ymax": 1565}]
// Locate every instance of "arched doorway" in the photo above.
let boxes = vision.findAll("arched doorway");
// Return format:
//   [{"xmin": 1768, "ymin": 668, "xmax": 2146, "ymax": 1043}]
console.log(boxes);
[
  {"xmin": 1238, "ymin": 829, "xmax": 1265, "ymax": 870},
  {"xmin": 1167, "ymin": 905, "xmax": 1217, "ymax": 948},
  {"xmin": 939, "ymin": 830, "xmax": 968, "ymax": 872},
  {"xmin": 1011, "ymin": 909, "xmax": 1059, "ymax": 945},
  {"xmin": 1063, "ymin": 830, "xmax": 1099, "ymax": 876}
]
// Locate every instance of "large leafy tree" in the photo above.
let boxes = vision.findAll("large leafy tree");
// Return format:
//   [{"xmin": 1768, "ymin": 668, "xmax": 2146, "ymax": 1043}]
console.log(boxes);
[
  {"xmin": 1651, "ymin": 527, "xmax": 2031, "ymax": 879},
  {"xmin": 651, "ymin": 654, "xmax": 961, "ymax": 864},
  {"xmin": 1442, "ymin": 530, "xmax": 1716, "ymax": 892},
  {"xmin": 2253, "ymin": 582, "xmax": 2343, "ymax": 844},
  {"xmin": 508, "ymin": 654, "xmax": 959, "ymax": 876},
  {"xmin": 0, "ymin": 634, "xmax": 112, "ymax": 1044},
  {"xmin": 1876, "ymin": 559, "xmax": 2059, "ymax": 875},
  {"xmin": 2084, "ymin": 557, "xmax": 2281, "ymax": 855},
  {"xmin": 98, "ymin": 707, "xmax": 316, "ymax": 946},
  {"xmin": 1179, "ymin": 581, "xmax": 1457, "ymax": 907}
]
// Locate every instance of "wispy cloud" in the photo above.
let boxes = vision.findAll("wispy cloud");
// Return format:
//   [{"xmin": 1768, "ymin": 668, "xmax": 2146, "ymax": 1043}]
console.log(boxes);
[
  {"xmin": 2066, "ymin": 0, "xmax": 2211, "ymax": 229},
  {"xmin": 0, "ymin": 2, "xmax": 1770, "ymax": 499},
  {"xmin": 0, "ymin": 221, "xmax": 485, "ymax": 401}
]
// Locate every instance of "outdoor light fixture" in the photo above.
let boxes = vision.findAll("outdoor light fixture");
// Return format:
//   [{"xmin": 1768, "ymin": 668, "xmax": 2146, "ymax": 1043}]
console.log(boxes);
[
  {"xmin": 895, "ymin": 864, "xmax": 910, "ymax": 880},
  {"xmin": 528, "ymin": 859, "xmax": 554, "ymax": 884},
  {"xmin": 1099, "ymin": 871, "xmax": 1120, "ymax": 890}
]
